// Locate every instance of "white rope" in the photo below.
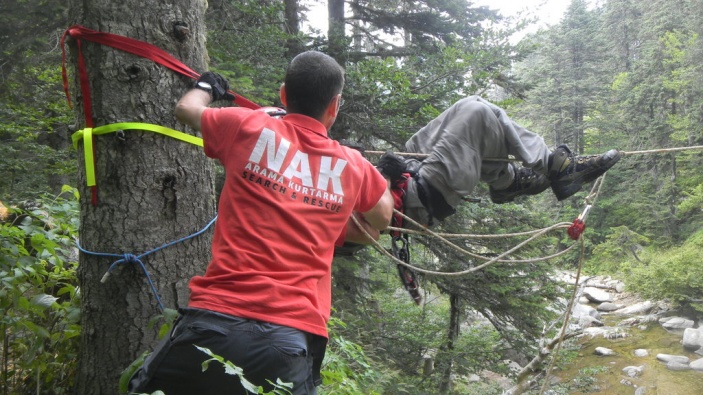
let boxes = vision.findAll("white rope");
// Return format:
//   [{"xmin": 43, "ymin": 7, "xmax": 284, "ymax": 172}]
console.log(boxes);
[{"xmin": 349, "ymin": 175, "xmax": 607, "ymax": 277}]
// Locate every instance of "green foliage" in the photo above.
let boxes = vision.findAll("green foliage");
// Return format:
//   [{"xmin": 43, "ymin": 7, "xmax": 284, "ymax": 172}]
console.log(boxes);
[
  {"xmin": 320, "ymin": 317, "xmax": 402, "ymax": 395},
  {"xmin": 423, "ymin": 200, "xmax": 566, "ymax": 344},
  {"xmin": 625, "ymin": 229, "xmax": 703, "ymax": 312},
  {"xmin": 0, "ymin": 61, "xmax": 75, "ymax": 202},
  {"xmin": 206, "ymin": 0, "xmax": 290, "ymax": 106},
  {"xmin": 0, "ymin": 0, "xmax": 74, "ymax": 202},
  {"xmin": 197, "ymin": 346, "xmax": 294, "ymax": 395},
  {"xmin": 118, "ymin": 350, "xmax": 150, "ymax": 394},
  {"xmin": 677, "ymin": 182, "xmax": 703, "ymax": 220},
  {"xmin": 432, "ymin": 324, "xmax": 503, "ymax": 382},
  {"xmin": 0, "ymin": 186, "xmax": 80, "ymax": 394},
  {"xmin": 547, "ymin": 365, "xmax": 610, "ymax": 394},
  {"xmin": 586, "ymin": 226, "xmax": 650, "ymax": 273}
]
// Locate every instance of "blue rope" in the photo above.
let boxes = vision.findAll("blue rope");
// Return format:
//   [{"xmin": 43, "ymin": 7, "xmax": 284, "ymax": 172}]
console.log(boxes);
[{"xmin": 76, "ymin": 214, "xmax": 218, "ymax": 312}]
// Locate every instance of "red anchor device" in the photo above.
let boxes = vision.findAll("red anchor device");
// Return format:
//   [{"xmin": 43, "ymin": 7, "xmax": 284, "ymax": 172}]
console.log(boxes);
[{"xmin": 568, "ymin": 204, "xmax": 591, "ymax": 240}]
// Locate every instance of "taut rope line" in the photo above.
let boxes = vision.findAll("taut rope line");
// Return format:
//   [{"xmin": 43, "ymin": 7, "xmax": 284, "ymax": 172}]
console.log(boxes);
[
  {"xmin": 350, "ymin": 173, "xmax": 607, "ymax": 278},
  {"xmin": 364, "ymin": 144, "xmax": 703, "ymax": 161}
]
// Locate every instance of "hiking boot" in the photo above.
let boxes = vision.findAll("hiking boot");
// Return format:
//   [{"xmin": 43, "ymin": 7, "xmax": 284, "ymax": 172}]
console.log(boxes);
[
  {"xmin": 489, "ymin": 164, "xmax": 551, "ymax": 204},
  {"xmin": 549, "ymin": 145, "xmax": 621, "ymax": 201}
]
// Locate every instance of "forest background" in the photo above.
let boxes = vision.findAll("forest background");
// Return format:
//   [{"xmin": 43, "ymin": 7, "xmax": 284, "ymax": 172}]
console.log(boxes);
[{"xmin": 2, "ymin": 0, "xmax": 703, "ymax": 394}]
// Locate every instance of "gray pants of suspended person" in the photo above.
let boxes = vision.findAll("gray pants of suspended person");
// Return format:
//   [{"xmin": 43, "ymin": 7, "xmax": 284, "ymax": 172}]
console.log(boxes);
[{"xmin": 402, "ymin": 96, "xmax": 552, "ymax": 226}]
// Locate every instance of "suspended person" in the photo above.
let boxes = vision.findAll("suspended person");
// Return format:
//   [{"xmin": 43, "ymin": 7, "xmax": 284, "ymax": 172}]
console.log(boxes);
[
  {"xmin": 374, "ymin": 96, "xmax": 622, "ymax": 228},
  {"xmin": 129, "ymin": 51, "xmax": 394, "ymax": 395}
]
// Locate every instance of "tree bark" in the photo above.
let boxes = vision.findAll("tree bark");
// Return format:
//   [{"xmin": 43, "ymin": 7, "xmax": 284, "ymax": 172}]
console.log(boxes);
[
  {"xmin": 439, "ymin": 293, "xmax": 461, "ymax": 393},
  {"xmin": 66, "ymin": 1, "xmax": 215, "ymax": 393},
  {"xmin": 328, "ymin": 0, "xmax": 345, "ymax": 65},
  {"xmin": 503, "ymin": 330, "xmax": 582, "ymax": 395},
  {"xmin": 284, "ymin": 0, "xmax": 303, "ymax": 58}
]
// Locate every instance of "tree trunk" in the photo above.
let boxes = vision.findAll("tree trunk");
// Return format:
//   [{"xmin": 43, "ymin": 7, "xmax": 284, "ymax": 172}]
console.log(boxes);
[
  {"xmin": 439, "ymin": 293, "xmax": 461, "ymax": 393},
  {"xmin": 284, "ymin": 0, "xmax": 303, "ymax": 58},
  {"xmin": 66, "ymin": 1, "xmax": 215, "ymax": 393},
  {"xmin": 328, "ymin": 0, "xmax": 345, "ymax": 64}
]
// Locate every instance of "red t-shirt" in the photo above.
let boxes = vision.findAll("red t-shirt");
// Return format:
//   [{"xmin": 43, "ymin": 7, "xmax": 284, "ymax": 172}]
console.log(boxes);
[{"xmin": 188, "ymin": 107, "xmax": 387, "ymax": 338}]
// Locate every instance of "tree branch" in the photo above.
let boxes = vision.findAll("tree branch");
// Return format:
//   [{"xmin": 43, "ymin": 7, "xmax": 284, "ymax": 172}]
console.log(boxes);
[{"xmin": 503, "ymin": 329, "xmax": 583, "ymax": 395}]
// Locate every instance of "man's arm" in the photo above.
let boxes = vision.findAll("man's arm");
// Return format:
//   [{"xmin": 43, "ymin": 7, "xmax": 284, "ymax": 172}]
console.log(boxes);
[
  {"xmin": 347, "ymin": 150, "xmax": 406, "ymax": 242},
  {"xmin": 175, "ymin": 89, "xmax": 211, "ymax": 131},
  {"xmin": 343, "ymin": 212, "xmax": 382, "ymax": 244},
  {"xmin": 344, "ymin": 182, "xmax": 394, "ymax": 244},
  {"xmin": 362, "ymin": 183, "xmax": 394, "ymax": 231},
  {"xmin": 175, "ymin": 72, "xmax": 235, "ymax": 131}
]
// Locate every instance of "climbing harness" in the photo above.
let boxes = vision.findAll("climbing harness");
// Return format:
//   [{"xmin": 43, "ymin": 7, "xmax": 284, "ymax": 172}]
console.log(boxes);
[
  {"xmin": 392, "ymin": 234, "xmax": 422, "ymax": 305},
  {"xmin": 389, "ymin": 173, "xmax": 422, "ymax": 304}
]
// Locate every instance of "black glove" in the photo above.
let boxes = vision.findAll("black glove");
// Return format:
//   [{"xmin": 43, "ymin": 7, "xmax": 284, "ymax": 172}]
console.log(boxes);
[
  {"xmin": 339, "ymin": 139, "xmax": 365, "ymax": 154},
  {"xmin": 195, "ymin": 72, "xmax": 235, "ymax": 102},
  {"xmin": 376, "ymin": 150, "xmax": 407, "ymax": 182}
]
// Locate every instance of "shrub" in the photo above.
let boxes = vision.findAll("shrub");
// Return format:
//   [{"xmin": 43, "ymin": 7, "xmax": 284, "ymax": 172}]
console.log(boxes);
[
  {"xmin": 0, "ymin": 186, "xmax": 80, "ymax": 394},
  {"xmin": 625, "ymin": 229, "xmax": 703, "ymax": 312}
]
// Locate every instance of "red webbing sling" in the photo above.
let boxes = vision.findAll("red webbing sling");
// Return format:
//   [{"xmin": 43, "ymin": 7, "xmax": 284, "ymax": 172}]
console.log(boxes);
[
  {"xmin": 61, "ymin": 25, "xmax": 261, "ymax": 110},
  {"xmin": 60, "ymin": 25, "xmax": 261, "ymax": 204}
]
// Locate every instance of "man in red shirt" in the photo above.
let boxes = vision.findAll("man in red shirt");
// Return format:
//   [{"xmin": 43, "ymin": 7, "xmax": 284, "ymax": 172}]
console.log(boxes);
[{"xmin": 129, "ymin": 51, "xmax": 393, "ymax": 395}]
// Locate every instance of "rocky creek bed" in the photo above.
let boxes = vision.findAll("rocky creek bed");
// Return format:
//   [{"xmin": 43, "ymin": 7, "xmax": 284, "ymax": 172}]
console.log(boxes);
[{"xmin": 553, "ymin": 275, "xmax": 703, "ymax": 394}]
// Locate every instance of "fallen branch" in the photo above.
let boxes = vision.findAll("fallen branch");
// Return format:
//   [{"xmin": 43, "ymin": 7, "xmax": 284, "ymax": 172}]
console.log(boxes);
[{"xmin": 502, "ymin": 329, "xmax": 583, "ymax": 395}]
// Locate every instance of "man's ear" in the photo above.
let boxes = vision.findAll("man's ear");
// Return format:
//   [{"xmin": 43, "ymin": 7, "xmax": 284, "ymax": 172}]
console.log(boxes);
[
  {"xmin": 279, "ymin": 84, "xmax": 288, "ymax": 107},
  {"xmin": 326, "ymin": 94, "xmax": 341, "ymax": 118}
]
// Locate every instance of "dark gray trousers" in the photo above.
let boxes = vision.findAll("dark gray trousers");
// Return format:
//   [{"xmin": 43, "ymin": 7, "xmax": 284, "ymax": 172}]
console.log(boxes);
[{"xmin": 128, "ymin": 308, "xmax": 326, "ymax": 395}]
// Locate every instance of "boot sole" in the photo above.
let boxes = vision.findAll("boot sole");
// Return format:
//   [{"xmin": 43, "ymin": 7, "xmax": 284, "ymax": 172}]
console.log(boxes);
[{"xmin": 551, "ymin": 149, "xmax": 621, "ymax": 200}]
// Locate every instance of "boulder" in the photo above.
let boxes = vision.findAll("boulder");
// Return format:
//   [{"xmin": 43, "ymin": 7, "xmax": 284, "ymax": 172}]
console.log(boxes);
[
  {"xmin": 613, "ymin": 301, "xmax": 654, "ymax": 315},
  {"xmin": 583, "ymin": 327, "xmax": 611, "ymax": 338},
  {"xmin": 583, "ymin": 287, "xmax": 613, "ymax": 303},
  {"xmin": 690, "ymin": 358, "xmax": 703, "ymax": 372},
  {"xmin": 572, "ymin": 302, "xmax": 601, "ymax": 321},
  {"xmin": 633, "ymin": 349, "xmax": 649, "ymax": 357},
  {"xmin": 660, "ymin": 317, "xmax": 695, "ymax": 331},
  {"xmin": 579, "ymin": 315, "xmax": 604, "ymax": 328},
  {"xmin": 604, "ymin": 328, "xmax": 629, "ymax": 340},
  {"xmin": 620, "ymin": 314, "xmax": 659, "ymax": 326},
  {"xmin": 622, "ymin": 365, "xmax": 644, "ymax": 377},
  {"xmin": 683, "ymin": 327, "xmax": 703, "ymax": 351},
  {"xmin": 595, "ymin": 347, "xmax": 616, "ymax": 356},
  {"xmin": 597, "ymin": 302, "xmax": 623, "ymax": 312},
  {"xmin": 656, "ymin": 354, "xmax": 690, "ymax": 364},
  {"xmin": 506, "ymin": 360, "xmax": 522, "ymax": 374},
  {"xmin": 666, "ymin": 361, "xmax": 691, "ymax": 371},
  {"xmin": 613, "ymin": 282, "xmax": 625, "ymax": 293}
]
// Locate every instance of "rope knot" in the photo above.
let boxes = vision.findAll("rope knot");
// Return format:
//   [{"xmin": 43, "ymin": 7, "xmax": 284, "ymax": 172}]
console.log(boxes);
[{"xmin": 122, "ymin": 253, "xmax": 138, "ymax": 263}]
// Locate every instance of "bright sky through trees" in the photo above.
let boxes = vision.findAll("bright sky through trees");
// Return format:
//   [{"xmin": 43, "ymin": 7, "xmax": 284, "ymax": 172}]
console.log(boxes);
[
  {"xmin": 303, "ymin": 0, "xmax": 571, "ymax": 38},
  {"xmin": 475, "ymin": 0, "xmax": 569, "ymax": 26}
]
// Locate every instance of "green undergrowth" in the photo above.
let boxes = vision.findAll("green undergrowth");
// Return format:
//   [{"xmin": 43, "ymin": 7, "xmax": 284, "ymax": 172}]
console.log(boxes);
[
  {"xmin": 587, "ymin": 225, "xmax": 703, "ymax": 314},
  {"xmin": 0, "ymin": 186, "xmax": 80, "ymax": 394}
]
